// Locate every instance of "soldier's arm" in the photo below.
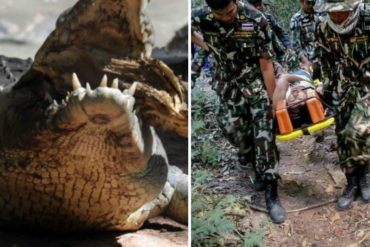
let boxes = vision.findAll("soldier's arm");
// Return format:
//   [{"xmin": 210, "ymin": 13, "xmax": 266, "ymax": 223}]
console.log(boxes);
[
  {"xmin": 191, "ymin": 31, "xmax": 209, "ymax": 52},
  {"xmin": 257, "ymin": 14, "xmax": 276, "ymax": 100},
  {"xmin": 191, "ymin": 7, "xmax": 209, "ymax": 52},
  {"xmin": 270, "ymin": 14, "xmax": 292, "ymax": 49},
  {"xmin": 290, "ymin": 16, "xmax": 303, "ymax": 54},
  {"xmin": 260, "ymin": 58, "xmax": 275, "ymax": 100},
  {"xmin": 312, "ymin": 22, "xmax": 331, "ymax": 87}
]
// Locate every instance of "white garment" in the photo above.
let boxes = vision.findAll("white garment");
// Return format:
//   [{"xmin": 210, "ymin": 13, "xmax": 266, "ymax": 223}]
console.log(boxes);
[{"xmin": 327, "ymin": 3, "xmax": 361, "ymax": 34}]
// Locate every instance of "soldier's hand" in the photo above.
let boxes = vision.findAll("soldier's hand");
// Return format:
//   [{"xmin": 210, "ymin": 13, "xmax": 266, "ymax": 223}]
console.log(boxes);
[{"xmin": 316, "ymin": 84, "xmax": 324, "ymax": 96}]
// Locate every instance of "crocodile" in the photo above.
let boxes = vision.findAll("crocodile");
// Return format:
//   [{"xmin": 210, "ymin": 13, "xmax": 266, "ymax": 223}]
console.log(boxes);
[{"xmin": 0, "ymin": 0, "xmax": 188, "ymax": 231}]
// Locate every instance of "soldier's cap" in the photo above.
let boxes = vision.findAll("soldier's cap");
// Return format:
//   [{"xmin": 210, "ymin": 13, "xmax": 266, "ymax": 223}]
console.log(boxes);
[{"xmin": 322, "ymin": 0, "xmax": 362, "ymax": 12}]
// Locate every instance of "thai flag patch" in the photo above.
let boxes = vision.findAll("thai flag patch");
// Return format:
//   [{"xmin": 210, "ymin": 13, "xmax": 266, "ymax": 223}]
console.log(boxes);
[{"xmin": 240, "ymin": 22, "xmax": 254, "ymax": 31}]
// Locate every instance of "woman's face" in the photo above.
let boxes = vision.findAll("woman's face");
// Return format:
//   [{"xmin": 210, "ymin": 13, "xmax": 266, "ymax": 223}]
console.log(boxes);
[{"xmin": 287, "ymin": 87, "xmax": 307, "ymax": 109}]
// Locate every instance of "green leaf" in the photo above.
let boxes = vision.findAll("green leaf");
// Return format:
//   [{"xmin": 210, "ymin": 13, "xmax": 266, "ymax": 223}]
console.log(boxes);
[
  {"xmin": 192, "ymin": 120, "xmax": 206, "ymax": 135},
  {"xmin": 242, "ymin": 230, "xmax": 264, "ymax": 247}
]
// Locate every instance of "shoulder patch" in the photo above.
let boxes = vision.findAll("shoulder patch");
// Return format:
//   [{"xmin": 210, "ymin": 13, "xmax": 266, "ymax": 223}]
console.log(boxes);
[
  {"xmin": 208, "ymin": 13, "xmax": 215, "ymax": 19},
  {"xmin": 240, "ymin": 14, "xmax": 246, "ymax": 20}
]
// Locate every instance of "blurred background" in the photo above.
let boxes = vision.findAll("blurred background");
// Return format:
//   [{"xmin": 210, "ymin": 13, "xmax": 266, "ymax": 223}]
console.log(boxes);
[{"xmin": 0, "ymin": 0, "xmax": 188, "ymax": 59}]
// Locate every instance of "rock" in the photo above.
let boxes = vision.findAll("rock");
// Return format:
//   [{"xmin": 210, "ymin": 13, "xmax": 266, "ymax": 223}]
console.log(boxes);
[{"xmin": 117, "ymin": 229, "xmax": 187, "ymax": 247}]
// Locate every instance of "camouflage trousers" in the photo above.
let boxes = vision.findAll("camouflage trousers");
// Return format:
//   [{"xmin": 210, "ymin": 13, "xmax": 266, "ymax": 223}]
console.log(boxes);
[
  {"xmin": 214, "ymin": 78, "xmax": 280, "ymax": 181},
  {"xmin": 336, "ymin": 99, "xmax": 370, "ymax": 169},
  {"xmin": 191, "ymin": 47, "xmax": 208, "ymax": 86}
]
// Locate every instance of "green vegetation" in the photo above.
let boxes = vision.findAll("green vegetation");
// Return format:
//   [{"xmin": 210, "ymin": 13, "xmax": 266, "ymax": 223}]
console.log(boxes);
[
  {"xmin": 192, "ymin": 88, "xmax": 267, "ymax": 246},
  {"xmin": 264, "ymin": 0, "xmax": 300, "ymax": 30},
  {"xmin": 192, "ymin": 171, "xmax": 236, "ymax": 246},
  {"xmin": 191, "ymin": 88, "xmax": 220, "ymax": 166},
  {"xmin": 192, "ymin": 169, "xmax": 266, "ymax": 246}
]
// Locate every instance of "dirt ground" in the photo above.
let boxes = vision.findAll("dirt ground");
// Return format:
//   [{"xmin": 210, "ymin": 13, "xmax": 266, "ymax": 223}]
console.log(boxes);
[
  {"xmin": 193, "ymin": 80, "xmax": 370, "ymax": 247},
  {"xmin": 0, "ymin": 217, "xmax": 187, "ymax": 247}
]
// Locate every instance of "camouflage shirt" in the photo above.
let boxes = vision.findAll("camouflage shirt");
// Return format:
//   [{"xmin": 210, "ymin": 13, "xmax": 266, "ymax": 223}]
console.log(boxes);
[
  {"xmin": 314, "ymin": 2, "xmax": 370, "ymax": 102},
  {"xmin": 290, "ymin": 9, "xmax": 322, "ymax": 58},
  {"xmin": 191, "ymin": 1, "xmax": 273, "ymax": 85},
  {"xmin": 264, "ymin": 12, "xmax": 291, "ymax": 50}
]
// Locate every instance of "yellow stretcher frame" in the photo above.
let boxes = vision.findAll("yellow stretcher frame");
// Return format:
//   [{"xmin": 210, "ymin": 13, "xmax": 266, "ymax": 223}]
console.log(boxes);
[{"xmin": 276, "ymin": 117, "xmax": 335, "ymax": 141}]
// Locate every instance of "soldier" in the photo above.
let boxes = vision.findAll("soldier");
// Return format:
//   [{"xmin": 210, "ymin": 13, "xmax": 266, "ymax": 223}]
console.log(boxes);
[
  {"xmin": 290, "ymin": 0, "xmax": 321, "ymax": 59},
  {"xmin": 314, "ymin": 0, "xmax": 370, "ymax": 210},
  {"xmin": 192, "ymin": 0, "xmax": 285, "ymax": 223},
  {"xmin": 191, "ymin": 32, "xmax": 216, "ymax": 87},
  {"xmin": 191, "ymin": 44, "xmax": 209, "ymax": 87},
  {"xmin": 247, "ymin": 0, "xmax": 293, "ymax": 75},
  {"xmin": 247, "ymin": 0, "xmax": 293, "ymax": 58}
]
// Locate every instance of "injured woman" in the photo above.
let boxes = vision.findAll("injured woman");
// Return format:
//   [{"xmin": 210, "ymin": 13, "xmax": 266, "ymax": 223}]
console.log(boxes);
[{"xmin": 272, "ymin": 57, "xmax": 330, "ymax": 138}]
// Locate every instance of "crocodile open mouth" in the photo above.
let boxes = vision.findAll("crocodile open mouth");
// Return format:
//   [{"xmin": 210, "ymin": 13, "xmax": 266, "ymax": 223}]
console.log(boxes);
[{"xmin": 50, "ymin": 73, "xmax": 154, "ymax": 172}]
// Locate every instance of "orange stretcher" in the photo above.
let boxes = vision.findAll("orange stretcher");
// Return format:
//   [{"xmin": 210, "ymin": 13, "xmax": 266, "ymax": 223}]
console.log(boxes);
[{"xmin": 275, "ymin": 91, "xmax": 335, "ymax": 141}]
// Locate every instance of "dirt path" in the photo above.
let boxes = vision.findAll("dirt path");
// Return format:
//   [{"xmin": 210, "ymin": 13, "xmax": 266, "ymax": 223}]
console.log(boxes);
[{"xmin": 192, "ymin": 80, "xmax": 370, "ymax": 247}]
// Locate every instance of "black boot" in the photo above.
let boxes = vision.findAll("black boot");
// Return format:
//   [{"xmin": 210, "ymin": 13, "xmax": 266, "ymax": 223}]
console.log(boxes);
[
  {"xmin": 265, "ymin": 180, "xmax": 286, "ymax": 223},
  {"xmin": 336, "ymin": 172, "xmax": 358, "ymax": 210},
  {"xmin": 254, "ymin": 173, "xmax": 266, "ymax": 191},
  {"xmin": 358, "ymin": 165, "xmax": 370, "ymax": 202}
]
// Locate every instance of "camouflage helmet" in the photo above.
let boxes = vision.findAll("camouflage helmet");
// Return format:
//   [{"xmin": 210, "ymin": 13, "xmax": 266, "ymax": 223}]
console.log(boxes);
[{"xmin": 322, "ymin": 0, "xmax": 362, "ymax": 12}]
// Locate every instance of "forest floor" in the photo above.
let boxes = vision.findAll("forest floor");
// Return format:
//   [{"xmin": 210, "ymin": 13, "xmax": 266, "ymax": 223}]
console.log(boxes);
[{"xmin": 191, "ymin": 78, "xmax": 370, "ymax": 247}]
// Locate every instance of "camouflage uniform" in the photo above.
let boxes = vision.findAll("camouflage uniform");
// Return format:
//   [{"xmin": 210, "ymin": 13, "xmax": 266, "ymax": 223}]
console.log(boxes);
[
  {"xmin": 314, "ymin": 0, "xmax": 370, "ymax": 168},
  {"xmin": 191, "ymin": 45, "xmax": 216, "ymax": 87},
  {"xmin": 192, "ymin": 2, "xmax": 280, "ymax": 181},
  {"xmin": 264, "ymin": 12, "xmax": 292, "ymax": 61},
  {"xmin": 263, "ymin": 12, "xmax": 292, "ymax": 76},
  {"xmin": 191, "ymin": 45, "xmax": 209, "ymax": 86},
  {"xmin": 290, "ymin": 4, "xmax": 322, "ymax": 59}
]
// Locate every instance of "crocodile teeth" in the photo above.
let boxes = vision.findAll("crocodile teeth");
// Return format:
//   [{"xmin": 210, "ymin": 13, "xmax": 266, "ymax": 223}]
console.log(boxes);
[
  {"xmin": 86, "ymin": 82, "xmax": 92, "ymax": 93},
  {"xmin": 61, "ymin": 100, "xmax": 66, "ymax": 106},
  {"xmin": 127, "ymin": 97, "xmax": 134, "ymax": 112},
  {"xmin": 111, "ymin": 78, "xmax": 119, "ymax": 89},
  {"xmin": 66, "ymin": 96, "xmax": 69, "ymax": 102},
  {"xmin": 128, "ymin": 82, "xmax": 137, "ymax": 96},
  {"xmin": 78, "ymin": 93, "xmax": 85, "ymax": 101},
  {"xmin": 53, "ymin": 100, "xmax": 58, "ymax": 106},
  {"xmin": 142, "ymin": 32, "xmax": 148, "ymax": 43},
  {"xmin": 141, "ymin": 0, "xmax": 148, "ymax": 11},
  {"xmin": 174, "ymin": 94, "xmax": 180, "ymax": 105},
  {"xmin": 100, "ymin": 74, "xmax": 107, "ymax": 87},
  {"xmin": 144, "ymin": 43, "xmax": 152, "ymax": 57},
  {"xmin": 72, "ymin": 73, "xmax": 82, "ymax": 90}
]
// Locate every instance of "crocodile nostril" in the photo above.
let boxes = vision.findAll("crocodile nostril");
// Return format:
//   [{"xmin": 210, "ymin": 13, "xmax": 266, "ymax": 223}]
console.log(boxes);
[{"xmin": 90, "ymin": 114, "xmax": 110, "ymax": 124}]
